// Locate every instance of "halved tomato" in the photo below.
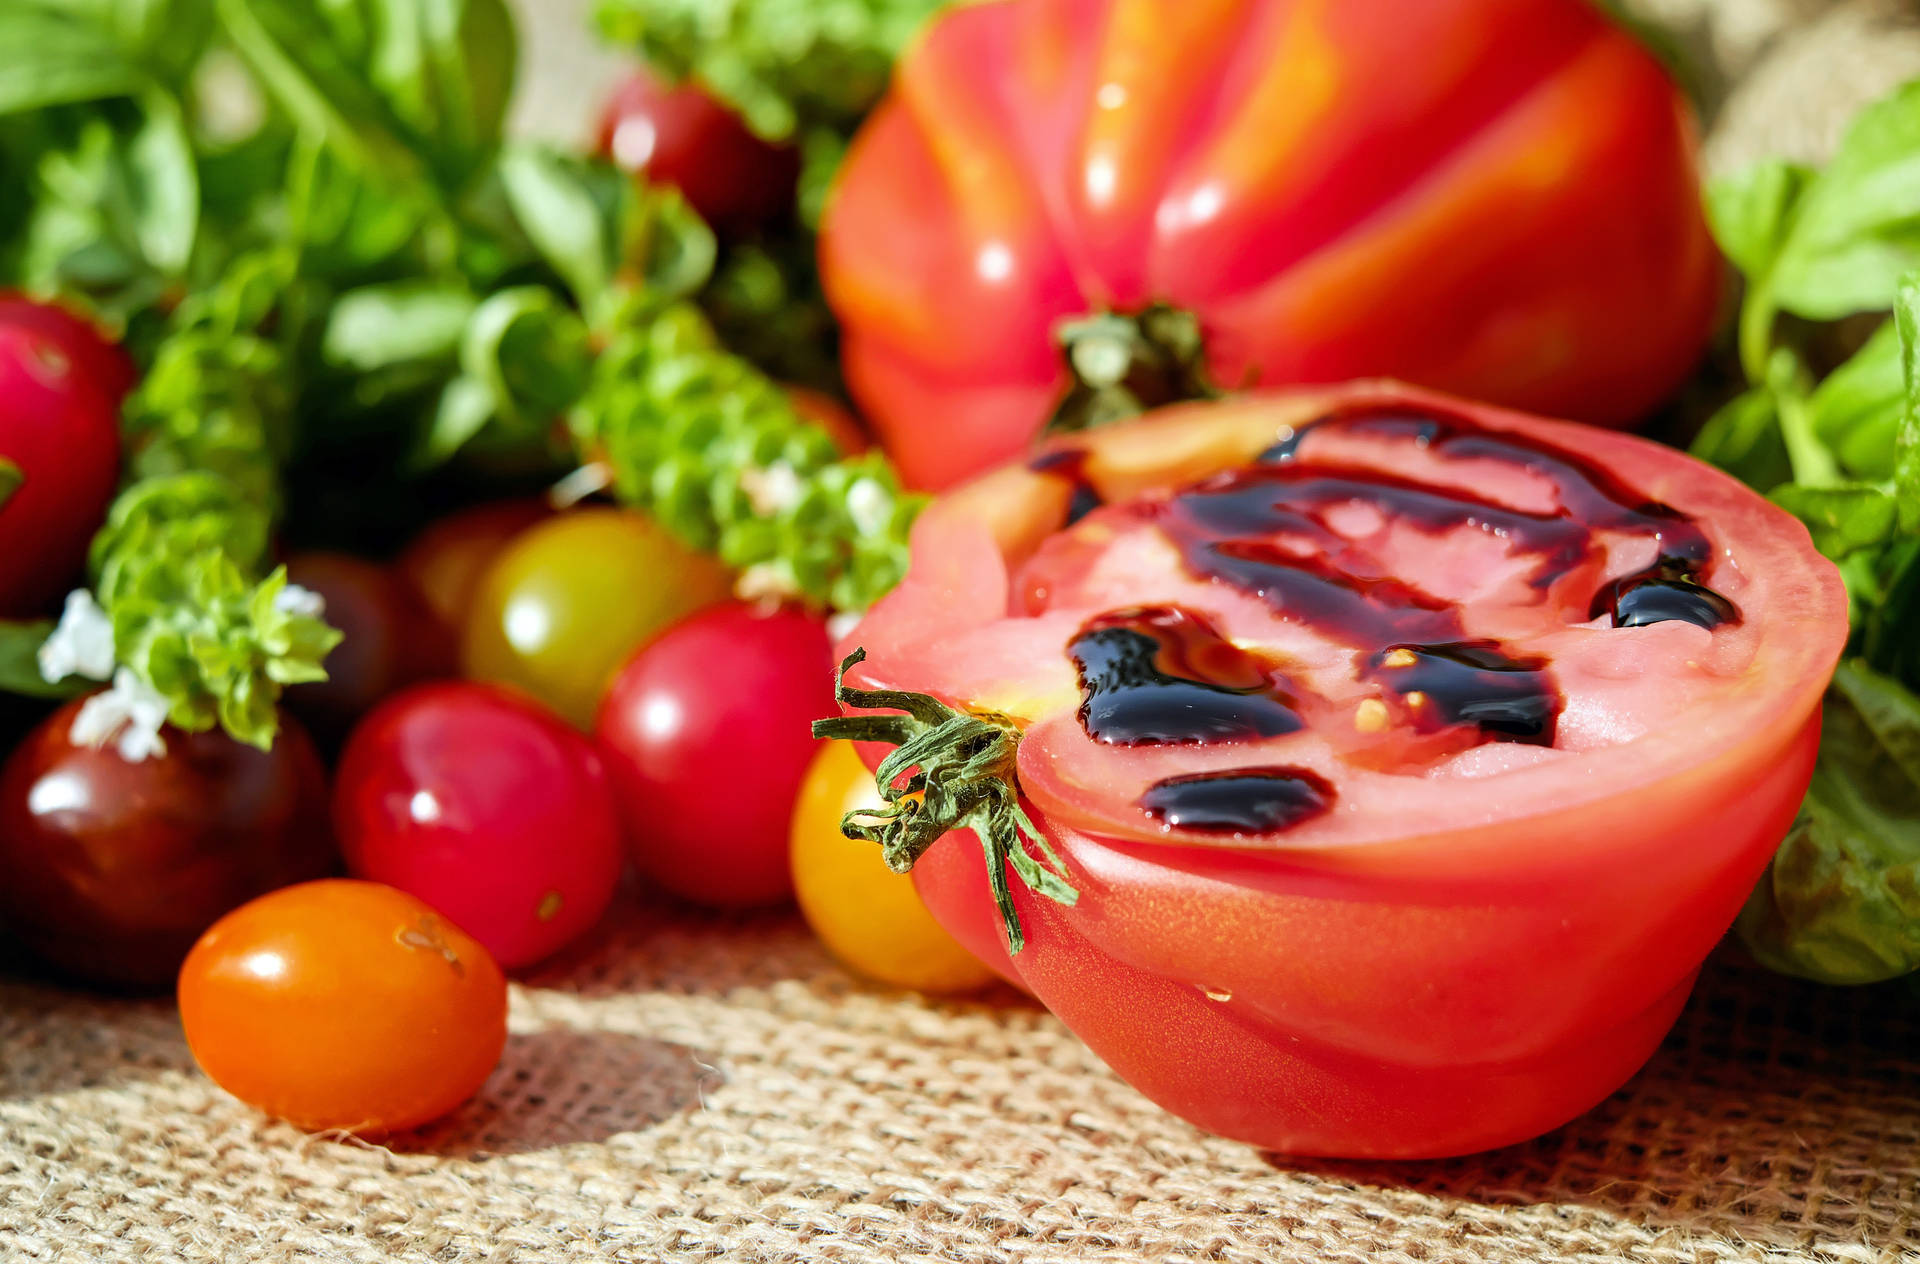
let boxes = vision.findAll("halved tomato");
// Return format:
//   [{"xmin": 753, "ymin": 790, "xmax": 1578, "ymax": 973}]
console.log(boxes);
[{"xmin": 834, "ymin": 383, "xmax": 1847, "ymax": 1158}]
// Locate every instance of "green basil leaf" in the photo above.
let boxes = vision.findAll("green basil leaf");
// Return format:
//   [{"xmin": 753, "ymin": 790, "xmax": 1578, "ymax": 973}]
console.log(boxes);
[
  {"xmin": 0, "ymin": 619, "xmax": 89, "ymax": 700},
  {"xmin": 1704, "ymin": 157, "xmax": 1812, "ymax": 281},
  {"xmin": 0, "ymin": 458, "xmax": 20, "ymax": 512},
  {"xmin": 460, "ymin": 285, "xmax": 592, "ymax": 423},
  {"xmin": 1769, "ymin": 79, "xmax": 1920, "ymax": 321},
  {"xmin": 1808, "ymin": 319, "xmax": 1904, "ymax": 482},
  {"xmin": 1769, "ymin": 482, "xmax": 1899, "ymax": 560},
  {"xmin": 124, "ymin": 92, "xmax": 198, "ymax": 273},
  {"xmin": 497, "ymin": 146, "xmax": 623, "ymax": 309},
  {"xmin": 411, "ymin": 373, "xmax": 495, "ymax": 469},
  {"xmin": 0, "ymin": 9, "xmax": 146, "ymax": 113},
  {"xmin": 1688, "ymin": 386, "xmax": 1793, "ymax": 492},
  {"xmin": 1896, "ymin": 270, "xmax": 1920, "ymax": 531},
  {"xmin": 1738, "ymin": 659, "xmax": 1920, "ymax": 984},
  {"xmin": 324, "ymin": 281, "xmax": 475, "ymax": 372}
]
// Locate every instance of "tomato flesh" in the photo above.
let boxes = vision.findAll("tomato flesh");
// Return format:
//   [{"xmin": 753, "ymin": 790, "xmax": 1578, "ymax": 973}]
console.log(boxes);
[
  {"xmin": 847, "ymin": 384, "xmax": 1849, "ymax": 1157},
  {"xmin": 178, "ymin": 879, "xmax": 508, "ymax": 1134},
  {"xmin": 335, "ymin": 682, "xmax": 625, "ymax": 969}
]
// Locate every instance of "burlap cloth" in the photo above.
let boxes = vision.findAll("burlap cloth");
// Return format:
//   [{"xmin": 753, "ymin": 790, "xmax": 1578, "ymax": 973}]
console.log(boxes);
[
  {"xmin": 7, "ymin": 2, "xmax": 1920, "ymax": 1259},
  {"xmin": 2, "ymin": 895, "xmax": 1915, "ymax": 1263}
]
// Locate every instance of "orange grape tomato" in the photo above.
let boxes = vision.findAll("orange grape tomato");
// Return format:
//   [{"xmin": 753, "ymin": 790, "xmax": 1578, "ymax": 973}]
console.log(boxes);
[
  {"xmin": 790, "ymin": 741, "xmax": 997, "ymax": 994},
  {"xmin": 177, "ymin": 879, "xmax": 509, "ymax": 1134},
  {"xmin": 460, "ymin": 507, "xmax": 733, "ymax": 728}
]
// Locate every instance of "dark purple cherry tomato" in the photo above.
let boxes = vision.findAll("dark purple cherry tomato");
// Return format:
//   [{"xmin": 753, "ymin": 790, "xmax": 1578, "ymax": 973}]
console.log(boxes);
[
  {"xmin": 595, "ymin": 602, "xmax": 836, "ymax": 909},
  {"xmin": 333, "ymin": 682, "xmax": 625, "ymax": 969},
  {"xmin": 284, "ymin": 552, "xmax": 455, "ymax": 745},
  {"xmin": 596, "ymin": 66, "xmax": 800, "ymax": 236},
  {"xmin": 0, "ymin": 299, "xmax": 125, "ymax": 616},
  {"xmin": 0, "ymin": 701, "xmax": 334, "ymax": 989}
]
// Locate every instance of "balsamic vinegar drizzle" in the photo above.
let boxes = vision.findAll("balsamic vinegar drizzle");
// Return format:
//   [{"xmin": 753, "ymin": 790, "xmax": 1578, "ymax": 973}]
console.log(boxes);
[
  {"xmin": 1139, "ymin": 766, "xmax": 1336, "ymax": 835},
  {"xmin": 1070, "ymin": 606, "xmax": 1303, "ymax": 745},
  {"xmin": 1028, "ymin": 449, "xmax": 1104, "ymax": 526},
  {"xmin": 1055, "ymin": 405, "xmax": 1742, "ymax": 835}
]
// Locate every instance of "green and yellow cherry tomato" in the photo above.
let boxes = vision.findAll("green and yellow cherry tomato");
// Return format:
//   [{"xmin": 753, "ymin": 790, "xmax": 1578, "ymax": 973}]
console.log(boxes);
[
  {"xmin": 396, "ymin": 498, "xmax": 551, "ymax": 639},
  {"xmin": 790, "ymin": 741, "xmax": 996, "ymax": 994},
  {"xmin": 461, "ymin": 507, "xmax": 732, "ymax": 728},
  {"xmin": 178, "ymin": 879, "xmax": 508, "ymax": 1134}
]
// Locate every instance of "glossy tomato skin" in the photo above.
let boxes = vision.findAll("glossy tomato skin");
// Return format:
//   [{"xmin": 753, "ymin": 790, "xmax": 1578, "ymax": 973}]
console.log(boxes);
[
  {"xmin": 395, "ymin": 498, "xmax": 550, "ymax": 639},
  {"xmin": 284, "ymin": 552, "xmax": 455, "ymax": 744},
  {"xmin": 0, "ymin": 701, "xmax": 334, "ymax": 989},
  {"xmin": 848, "ymin": 383, "xmax": 1849, "ymax": 1157},
  {"xmin": 791, "ymin": 741, "xmax": 997, "ymax": 992},
  {"xmin": 596, "ymin": 602, "xmax": 834, "ymax": 908},
  {"xmin": 821, "ymin": 0, "xmax": 1719, "ymax": 490},
  {"xmin": 597, "ymin": 66, "xmax": 800, "ymax": 236},
  {"xmin": 0, "ymin": 294, "xmax": 136, "ymax": 402},
  {"xmin": 462, "ymin": 507, "xmax": 734, "ymax": 729},
  {"xmin": 178, "ymin": 879, "xmax": 508, "ymax": 1134},
  {"xmin": 334, "ymin": 682, "xmax": 624, "ymax": 968},
  {"xmin": 0, "ymin": 302, "xmax": 125, "ymax": 615}
]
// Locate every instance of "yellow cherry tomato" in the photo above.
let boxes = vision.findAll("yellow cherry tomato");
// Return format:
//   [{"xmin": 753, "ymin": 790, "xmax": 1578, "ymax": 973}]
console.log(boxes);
[
  {"xmin": 461, "ymin": 507, "xmax": 732, "ymax": 728},
  {"xmin": 790, "ymin": 741, "xmax": 997, "ymax": 993}
]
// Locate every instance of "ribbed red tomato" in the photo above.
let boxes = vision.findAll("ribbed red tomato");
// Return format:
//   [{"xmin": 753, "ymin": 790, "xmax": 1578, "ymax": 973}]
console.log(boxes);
[
  {"xmin": 834, "ymin": 384, "xmax": 1847, "ymax": 1158},
  {"xmin": 821, "ymin": 0, "xmax": 1718, "ymax": 490}
]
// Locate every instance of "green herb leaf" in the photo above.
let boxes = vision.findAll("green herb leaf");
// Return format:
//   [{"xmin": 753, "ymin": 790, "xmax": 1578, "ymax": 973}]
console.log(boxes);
[
  {"xmin": 0, "ymin": 8, "xmax": 145, "ymax": 114},
  {"xmin": 1807, "ymin": 318, "xmax": 1903, "ymax": 481},
  {"xmin": 1769, "ymin": 483, "xmax": 1899, "ymax": 560},
  {"xmin": 1738, "ymin": 660, "xmax": 1920, "ymax": 984},
  {"xmin": 123, "ymin": 92, "xmax": 198, "ymax": 274},
  {"xmin": 0, "ymin": 620, "xmax": 89, "ymax": 700},
  {"xmin": 1895, "ymin": 270, "xmax": 1920, "ymax": 531},
  {"xmin": 497, "ymin": 146, "xmax": 622, "ymax": 309},
  {"xmin": 1704, "ymin": 157, "xmax": 1811, "ymax": 282},
  {"xmin": 1688, "ymin": 386, "xmax": 1792, "ymax": 492},
  {"xmin": 0, "ymin": 457, "xmax": 20, "ymax": 512},
  {"xmin": 461, "ymin": 285, "xmax": 592, "ymax": 425},
  {"xmin": 324, "ymin": 281, "xmax": 475, "ymax": 372},
  {"xmin": 1766, "ymin": 79, "xmax": 1920, "ymax": 323}
]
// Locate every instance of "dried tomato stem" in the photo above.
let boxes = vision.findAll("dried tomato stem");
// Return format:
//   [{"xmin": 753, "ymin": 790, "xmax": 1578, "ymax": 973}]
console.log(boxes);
[{"xmin": 811, "ymin": 648, "xmax": 1078, "ymax": 953}]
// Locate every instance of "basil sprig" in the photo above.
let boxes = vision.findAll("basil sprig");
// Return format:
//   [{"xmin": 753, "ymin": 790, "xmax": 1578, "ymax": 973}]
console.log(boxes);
[{"xmin": 1694, "ymin": 79, "xmax": 1920, "ymax": 984}]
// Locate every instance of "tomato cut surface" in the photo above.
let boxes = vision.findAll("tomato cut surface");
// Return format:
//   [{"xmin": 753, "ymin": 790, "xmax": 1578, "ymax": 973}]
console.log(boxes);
[{"xmin": 843, "ymin": 384, "xmax": 1848, "ymax": 1158}]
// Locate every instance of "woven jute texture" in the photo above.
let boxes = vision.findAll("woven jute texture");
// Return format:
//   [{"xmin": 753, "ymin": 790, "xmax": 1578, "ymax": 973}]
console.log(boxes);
[{"xmin": 2, "ymin": 898, "xmax": 1916, "ymax": 1263}]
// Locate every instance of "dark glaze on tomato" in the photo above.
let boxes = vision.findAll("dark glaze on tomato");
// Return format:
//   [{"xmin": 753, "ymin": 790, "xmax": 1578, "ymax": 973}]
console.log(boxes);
[
  {"xmin": 1063, "ymin": 404, "xmax": 1740, "ymax": 832},
  {"xmin": 1069, "ymin": 606, "xmax": 1303, "ymax": 746},
  {"xmin": 1139, "ymin": 766, "xmax": 1336, "ymax": 834},
  {"xmin": 1028, "ymin": 449, "xmax": 1104, "ymax": 526}
]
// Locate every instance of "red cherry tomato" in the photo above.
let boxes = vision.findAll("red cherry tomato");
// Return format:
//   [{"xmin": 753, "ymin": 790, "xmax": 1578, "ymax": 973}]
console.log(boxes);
[
  {"xmin": 0, "ymin": 299, "xmax": 125, "ymax": 615},
  {"xmin": 596, "ymin": 602, "xmax": 836, "ymax": 908},
  {"xmin": 0, "ymin": 293, "xmax": 136, "ymax": 404},
  {"xmin": 334, "ymin": 682, "xmax": 624, "ymax": 968},
  {"xmin": 848, "ymin": 384, "xmax": 1849, "ymax": 1158},
  {"xmin": 284, "ymin": 552, "xmax": 455, "ymax": 743},
  {"xmin": 0, "ymin": 700, "xmax": 334, "ymax": 988},
  {"xmin": 395, "ymin": 498, "xmax": 551, "ymax": 640},
  {"xmin": 596, "ymin": 66, "xmax": 800, "ymax": 235},
  {"xmin": 178, "ymin": 879, "xmax": 508, "ymax": 1133},
  {"xmin": 821, "ymin": 0, "xmax": 1718, "ymax": 489}
]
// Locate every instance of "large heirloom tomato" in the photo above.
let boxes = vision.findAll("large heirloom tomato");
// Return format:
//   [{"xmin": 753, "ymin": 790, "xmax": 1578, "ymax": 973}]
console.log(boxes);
[
  {"xmin": 831, "ymin": 384, "xmax": 1847, "ymax": 1158},
  {"xmin": 820, "ymin": 0, "xmax": 1718, "ymax": 490}
]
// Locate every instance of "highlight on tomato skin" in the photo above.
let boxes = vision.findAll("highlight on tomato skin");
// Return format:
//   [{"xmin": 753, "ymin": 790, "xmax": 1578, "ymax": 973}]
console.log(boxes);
[
  {"xmin": 820, "ymin": 0, "xmax": 1721, "ymax": 491},
  {"xmin": 0, "ymin": 701, "xmax": 335, "ymax": 990},
  {"xmin": 334, "ymin": 681, "xmax": 626, "ymax": 970},
  {"xmin": 177, "ymin": 879, "xmax": 509, "ymax": 1136},
  {"xmin": 838, "ymin": 382, "xmax": 1850, "ymax": 1159}
]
